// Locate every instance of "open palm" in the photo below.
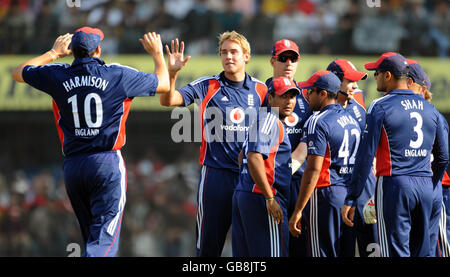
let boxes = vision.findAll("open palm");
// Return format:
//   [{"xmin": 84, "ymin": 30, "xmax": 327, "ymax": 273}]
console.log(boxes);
[{"xmin": 165, "ymin": 38, "xmax": 191, "ymax": 73}]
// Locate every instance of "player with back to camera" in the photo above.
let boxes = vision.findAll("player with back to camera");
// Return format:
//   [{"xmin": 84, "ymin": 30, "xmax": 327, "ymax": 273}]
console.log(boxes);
[
  {"xmin": 289, "ymin": 70, "xmax": 361, "ymax": 257},
  {"xmin": 159, "ymin": 31, "xmax": 268, "ymax": 257},
  {"xmin": 405, "ymin": 59, "xmax": 450, "ymax": 257},
  {"xmin": 341, "ymin": 52, "xmax": 449, "ymax": 257},
  {"xmin": 11, "ymin": 27, "xmax": 169, "ymax": 256},
  {"xmin": 326, "ymin": 59, "xmax": 379, "ymax": 257}
]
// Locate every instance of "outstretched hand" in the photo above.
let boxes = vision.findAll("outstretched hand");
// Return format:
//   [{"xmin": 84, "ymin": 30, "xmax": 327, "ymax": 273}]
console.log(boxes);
[
  {"xmin": 51, "ymin": 33, "xmax": 73, "ymax": 58},
  {"xmin": 165, "ymin": 38, "xmax": 191, "ymax": 74},
  {"xmin": 139, "ymin": 32, "xmax": 163, "ymax": 56}
]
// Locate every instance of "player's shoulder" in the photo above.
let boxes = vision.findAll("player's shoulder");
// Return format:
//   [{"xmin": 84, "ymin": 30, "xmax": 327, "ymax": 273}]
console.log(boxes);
[
  {"xmin": 249, "ymin": 75, "xmax": 266, "ymax": 86},
  {"xmin": 189, "ymin": 75, "xmax": 220, "ymax": 86},
  {"xmin": 367, "ymin": 94, "xmax": 395, "ymax": 114},
  {"xmin": 307, "ymin": 109, "xmax": 330, "ymax": 134},
  {"xmin": 25, "ymin": 62, "xmax": 70, "ymax": 71},
  {"xmin": 105, "ymin": 62, "xmax": 140, "ymax": 72},
  {"xmin": 256, "ymin": 109, "xmax": 281, "ymax": 134}
]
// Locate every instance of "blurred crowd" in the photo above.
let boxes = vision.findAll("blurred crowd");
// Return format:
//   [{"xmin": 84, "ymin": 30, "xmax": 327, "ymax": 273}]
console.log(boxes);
[
  {"xmin": 0, "ymin": 145, "xmax": 205, "ymax": 257},
  {"xmin": 0, "ymin": 0, "xmax": 449, "ymax": 57}
]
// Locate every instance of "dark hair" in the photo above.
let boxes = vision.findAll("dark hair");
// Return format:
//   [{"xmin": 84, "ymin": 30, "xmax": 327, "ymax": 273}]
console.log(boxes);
[
  {"xmin": 321, "ymin": 89, "xmax": 338, "ymax": 100},
  {"xmin": 392, "ymin": 66, "xmax": 410, "ymax": 80},
  {"xmin": 72, "ymin": 47, "xmax": 96, "ymax": 59}
]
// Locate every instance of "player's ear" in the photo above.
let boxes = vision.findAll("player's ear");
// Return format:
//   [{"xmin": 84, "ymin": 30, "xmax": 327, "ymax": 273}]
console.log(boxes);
[
  {"xmin": 319, "ymin": 89, "xmax": 327, "ymax": 98},
  {"xmin": 407, "ymin": 77, "xmax": 414, "ymax": 87},
  {"xmin": 270, "ymin": 57, "xmax": 276, "ymax": 67},
  {"xmin": 384, "ymin": 71, "xmax": 392, "ymax": 81},
  {"xmin": 244, "ymin": 52, "xmax": 250, "ymax": 64}
]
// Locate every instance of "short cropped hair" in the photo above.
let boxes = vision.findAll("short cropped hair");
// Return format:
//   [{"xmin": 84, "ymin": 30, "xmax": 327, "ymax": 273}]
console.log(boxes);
[
  {"xmin": 217, "ymin": 31, "xmax": 251, "ymax": 55},
  {"xmin": 326, "ymin": 90, "xmax": 338, "ymax": 100},
  {"xmin": 72, "ymin": 47, "xmax": 96, "ymax": 59}
]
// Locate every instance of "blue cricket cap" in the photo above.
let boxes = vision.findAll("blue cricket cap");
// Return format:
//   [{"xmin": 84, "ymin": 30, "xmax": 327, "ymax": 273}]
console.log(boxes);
[
  {"xmin": 406, "ymin": 59, "xmax": 431, "ymax": 90},
  {"xmin": 298, "ymin": 70, "xmax": 341, "ymax": 93},
  {"xmin": 71, "ymin": 26, "xmax": 104, "ymax": 53},
  {"xmin": 364, "ymin": 52, "xmax": 409, "ymax": 77}
]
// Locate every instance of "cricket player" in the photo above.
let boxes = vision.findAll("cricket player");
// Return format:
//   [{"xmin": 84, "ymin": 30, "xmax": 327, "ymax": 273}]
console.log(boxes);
[
  {"xmin": 289, "ymin": 70, "xmax": 361, "ymax": 257},
  {"xmin": 341, "ymin": 52, "xmax": 449, "ymax": 257},
  {"xmin": 406, "ymin": 59, "xmax": 450, "ymax": 257},
  {"xmin": 232, "ymin": 77, "xmax": 299, "ymax": 257},
  {"xmin": 159, "ymin": 31, "xmax": 268, "ymax": 256},
  {"xmin": 326, "ymin": 59, "xmax": 378, "ymax": 257},
  {"xmin": 265, "ymin": 39, "xmax": 311, "ymax": 257},
  {"xmin": 11, "ymin": 27, "xmax": 169, "ymax": 256}
]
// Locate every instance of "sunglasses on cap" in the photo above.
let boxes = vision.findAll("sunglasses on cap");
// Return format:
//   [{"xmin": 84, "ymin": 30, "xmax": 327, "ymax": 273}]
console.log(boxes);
[{"xmin": 276, "ymin": 55, "xmax": 299, "ymax": 63}]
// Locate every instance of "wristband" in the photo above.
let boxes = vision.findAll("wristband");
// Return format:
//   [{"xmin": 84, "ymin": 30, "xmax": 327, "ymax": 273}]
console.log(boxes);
[
  {"xmin": 265, "ymin": 197, "xmax": 275, "ymax": 201},
  {"xmin": 48, "ymin": 49, "xmax": 58, "ymax": 61}
]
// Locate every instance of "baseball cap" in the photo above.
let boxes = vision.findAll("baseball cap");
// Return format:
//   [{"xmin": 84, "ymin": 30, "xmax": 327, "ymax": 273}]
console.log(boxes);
[
  {"xmin": 271, "ymin": 39, "xmax": 300, "ymax": 57},
  {"xmin": 327, "ymin": 59, "xmax": 367, "ymax": 82},
  {"xmin": 406, "ymin": 59, "xmax": 431, "ymax": 90},
  {"xmin": 364, "ymin": 52, "xmax": 409, "ymax": 77},
  {"xmin": 71, "ymin": 27, "xmax": 104, "ymax": 53},
  {"xmin": 270, "ymin": 77, "xmax": 300, "ymax": 96},
  {"xmin": 298, "ymin": 70, "xmax": 341, "ymax": 93}
]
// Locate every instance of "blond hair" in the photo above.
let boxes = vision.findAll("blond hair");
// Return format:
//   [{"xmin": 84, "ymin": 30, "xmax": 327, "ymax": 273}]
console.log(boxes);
[
  {"xmin": 424, "ymin": 89, "xmax": 432, "ymax": 102},
  {"xmin": 217, "ymin": 31, "xmax": 251, "ymax": 55}
]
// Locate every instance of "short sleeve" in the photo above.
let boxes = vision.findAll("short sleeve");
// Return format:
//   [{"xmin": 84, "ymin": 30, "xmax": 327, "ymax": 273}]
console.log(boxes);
[
  {"xmin": 117, "ymin": 65, "xmax": 159, "ymax": 97},
  {"xmin": 22, "ymin": 64, "xmax": 65, "ymax": 96},
  {"xmin": 247, "ymin": 113, "xmax": 280, "ymax": 160},
  {"xmin": 306, "ymin": 121, "xmax": 328, "ymax": 157},
  {"xmin": 178, "ymin": 77, "xmax": 211, "ymax": 107}
]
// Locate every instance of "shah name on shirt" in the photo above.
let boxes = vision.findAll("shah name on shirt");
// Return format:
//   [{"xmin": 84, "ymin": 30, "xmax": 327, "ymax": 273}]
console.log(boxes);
[
  {"xmin": 62, "ymin": 76, "xmax": 109, "ymax": 92},
  {"xmin": 400, "ymin": 99, "xmax": 424, "ymax": 111}
]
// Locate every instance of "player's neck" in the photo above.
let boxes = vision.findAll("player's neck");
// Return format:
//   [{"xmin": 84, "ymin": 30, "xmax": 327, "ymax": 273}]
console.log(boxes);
[
  {"xmin": 337, "ymin": 96, "xmax": 348, "ymax": 108},
  {"xmin": 321, "ymin": 100, "xmax": 336, "ymax": 111},
  {"xmin": 224, "ymin": 71, "xmax": 246, "ymax": 82}
]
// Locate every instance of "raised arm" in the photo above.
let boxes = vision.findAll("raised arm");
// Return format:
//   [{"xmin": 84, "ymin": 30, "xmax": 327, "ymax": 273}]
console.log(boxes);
[
  {"xmin": 160, "ymin": 38, "xmax": 191, "ymax": 106},
  {"xmin": 139, "ymin": 32, "xmax": 170, "ymax": 94},
  {"xmin": 12, "ymin": 33, "xmax": 73, "ymax": 83}
]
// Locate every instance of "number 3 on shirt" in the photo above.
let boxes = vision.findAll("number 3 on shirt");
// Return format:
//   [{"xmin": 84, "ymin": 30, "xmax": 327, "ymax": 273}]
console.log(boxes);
[
  {"xmin": 68, "ymin": 93, "xmax": 103, "ymax": 128},
  {"xmin": 338, "ymin": 128, "xmax": 361, "ymax": 165},
  {"xmin": 409, "ymin": 112, "xmax": 423, "ymax": 149}
]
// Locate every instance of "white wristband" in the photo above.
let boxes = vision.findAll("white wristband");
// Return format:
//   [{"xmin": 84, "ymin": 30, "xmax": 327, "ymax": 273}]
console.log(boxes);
[
  {"xmin": 292, "ymin": 159, "xmax": 301, "ymax": 174},
  {"xmin": 48, "ymin": 49, "xmax": 58, "ymax": 61}
]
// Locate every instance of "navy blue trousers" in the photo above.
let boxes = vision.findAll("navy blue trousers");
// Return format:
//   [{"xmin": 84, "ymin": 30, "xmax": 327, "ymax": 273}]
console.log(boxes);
[
  {"xmin": 375, "ymin": 175, "xmax": 433, "ymax": 257},
  {"xmin": 195, "ymin": 165, "xmax": 238, "ymax": 257},
  {"xmin": 64, "ymin": 150, "xmax": 126, "ymax": 257},
  {"xmin": 232, "ymin": 190, "xmax": 289, "ymax": 257}
]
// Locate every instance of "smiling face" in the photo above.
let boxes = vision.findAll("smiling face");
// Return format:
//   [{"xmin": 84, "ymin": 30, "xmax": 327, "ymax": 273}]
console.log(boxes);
[
  {"xmin": 220, "ymin": 40, "xmax": 249, "ymax": 78},
  {"xmin": 339, "ymin": 78, "xmax": 358, "ymax": 101}
]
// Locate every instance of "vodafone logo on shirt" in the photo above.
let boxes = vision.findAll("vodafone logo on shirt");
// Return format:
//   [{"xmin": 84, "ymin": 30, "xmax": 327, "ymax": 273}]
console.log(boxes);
[
  {"xmin": 284, "ymin": 112, "xmax": 299, "ymax": 127},
  {"xmin": 230, "ymin": 108, "xmax": 245, "ymax": 124}
]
